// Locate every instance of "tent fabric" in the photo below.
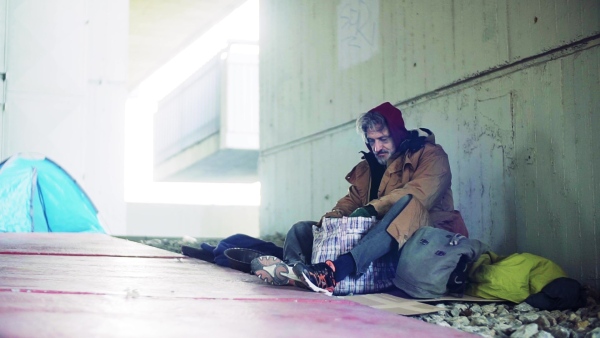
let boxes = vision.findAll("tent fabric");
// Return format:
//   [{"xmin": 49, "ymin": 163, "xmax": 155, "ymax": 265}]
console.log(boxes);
[
  {"xmin": 0, "ymin": 167, "xmax": 33, "ymax": 231},
  {"xmin": 0, "ymin": 154, "xmax": 106, "ymax": 233}
]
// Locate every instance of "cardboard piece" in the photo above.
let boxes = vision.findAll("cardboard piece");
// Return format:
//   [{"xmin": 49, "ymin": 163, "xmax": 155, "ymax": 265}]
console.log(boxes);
[
  {"xmin": 343, "ymin": 292, "xmax": 502, "ymax": 316},
  {"xmin": 421, "ymin": 294, "xmax": 503, "ymax": 303},
  {"xmin": 342, "ymin": 293, "xmax": 443, "ymax": 316}
]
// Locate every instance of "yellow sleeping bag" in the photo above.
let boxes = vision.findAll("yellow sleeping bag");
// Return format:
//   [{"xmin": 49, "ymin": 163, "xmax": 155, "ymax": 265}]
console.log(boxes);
[{"xmin": 466, "ymin": 251, "xmax": 567, "ymax": 303}]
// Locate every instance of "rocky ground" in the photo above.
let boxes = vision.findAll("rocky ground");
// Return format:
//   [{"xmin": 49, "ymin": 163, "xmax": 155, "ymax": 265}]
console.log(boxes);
[
  {"xmin": 127, "ymin": 235, "xmax": 600, "ymax": 338},
  {"xmin": 119, "ymin": 233, "xmax": 286, "ymax": 253},
  {"xmin": 415, "ymin": 298, "xmax": 600, "ymax": 337}
]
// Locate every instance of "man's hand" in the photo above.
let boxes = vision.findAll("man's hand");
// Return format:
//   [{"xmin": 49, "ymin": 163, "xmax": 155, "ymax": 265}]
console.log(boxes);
[
  {"xmin": 322, "ymin": 209, "xmax": 344, "ymax": 219},
  {"xmin": 316, "ymin": 209, "xmax": 344, "ymax": 227},
  {"xmin": 349, "ymin": 205, "xmax": 378, "ymax": 218}
]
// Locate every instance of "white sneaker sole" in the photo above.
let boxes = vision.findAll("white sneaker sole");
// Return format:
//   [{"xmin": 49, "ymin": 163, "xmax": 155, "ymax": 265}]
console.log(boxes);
[{"xmin": 251, "ymin": 255, "xmax": 299, "ymax": 286}]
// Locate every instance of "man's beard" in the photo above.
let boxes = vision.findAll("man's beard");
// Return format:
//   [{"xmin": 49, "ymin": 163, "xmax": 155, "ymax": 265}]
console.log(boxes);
[{"xmin": 376, "ymin": 152, "xmax": 389, "ymax": 165}]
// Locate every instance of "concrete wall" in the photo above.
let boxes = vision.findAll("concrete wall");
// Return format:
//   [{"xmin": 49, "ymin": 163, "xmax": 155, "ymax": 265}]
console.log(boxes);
[
  {"xmin": 259, "ymin": 0, "xmax": 600, "ymax": 289},
  {"xmin": 0, "ymin": 0, "xmax": 128, "ymax": 234},
  {"xmin": 126, "ymin": 203, "xmax": 259, "ymax": 238}
]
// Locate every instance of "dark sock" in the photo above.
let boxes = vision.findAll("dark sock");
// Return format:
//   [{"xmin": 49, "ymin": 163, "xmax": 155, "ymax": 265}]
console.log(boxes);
[{"xmin": 332, "ymin": 253, "xmax": 356, "ymax": 281}]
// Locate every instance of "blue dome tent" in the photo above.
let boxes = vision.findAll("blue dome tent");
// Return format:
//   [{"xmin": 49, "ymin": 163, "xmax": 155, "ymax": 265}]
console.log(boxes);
[{"xmin": 0, "ymin": 154, "xmax": 106, "ymax": 233}]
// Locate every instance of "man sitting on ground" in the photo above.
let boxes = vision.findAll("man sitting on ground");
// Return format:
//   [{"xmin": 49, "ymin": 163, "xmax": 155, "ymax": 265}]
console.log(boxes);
[{"xmin": 251, "ymin": 102, "xmax": 467, "ymax": 295}]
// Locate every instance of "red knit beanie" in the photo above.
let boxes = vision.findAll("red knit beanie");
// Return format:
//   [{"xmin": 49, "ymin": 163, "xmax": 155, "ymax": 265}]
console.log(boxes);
[{"xmin": 369, "ymin": 102, "xmax": 409, "ymax": 147}]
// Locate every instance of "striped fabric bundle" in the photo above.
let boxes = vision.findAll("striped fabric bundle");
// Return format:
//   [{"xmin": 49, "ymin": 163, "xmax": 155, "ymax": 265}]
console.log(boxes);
[{"xmin": 312, "ymin": 216, "xmax": 396, "ymax": 296}]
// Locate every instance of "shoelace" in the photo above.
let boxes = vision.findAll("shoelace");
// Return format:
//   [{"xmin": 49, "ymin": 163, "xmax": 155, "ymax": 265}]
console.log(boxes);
[{"xmin": 308, "ymin": 262, "xmax": 336, "ymax": 288}]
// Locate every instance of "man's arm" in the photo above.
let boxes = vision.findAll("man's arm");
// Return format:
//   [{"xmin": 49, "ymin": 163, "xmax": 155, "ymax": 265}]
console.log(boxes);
[
  {"xmin": 320, "ymin": 161, "xmax": 370, "ymax": 220},
  {"xmin": 316, "ymin": 191, "xmax": 361, "ymax": 226},
  {"xmin": 369, "ymin": 145, "xmax": 452, "ymax": 217},
  {"xmin": 328, "ymin": 186, "xmax": 366, "ymax": 216}
]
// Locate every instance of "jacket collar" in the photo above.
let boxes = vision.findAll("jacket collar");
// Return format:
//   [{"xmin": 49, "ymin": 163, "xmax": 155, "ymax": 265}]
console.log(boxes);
[{"xmin": 388, "ymin": 128, "xmax": 435, "ymax": 171}]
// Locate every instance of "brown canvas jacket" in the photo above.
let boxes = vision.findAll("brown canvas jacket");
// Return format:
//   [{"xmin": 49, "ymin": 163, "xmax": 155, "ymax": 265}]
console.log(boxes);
[{"xmin": 324, "ymin": 132, "xmax": 468, "ymax": 245}]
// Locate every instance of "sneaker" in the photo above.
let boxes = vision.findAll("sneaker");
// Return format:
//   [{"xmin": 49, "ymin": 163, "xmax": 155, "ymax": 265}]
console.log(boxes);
[
  {"xmin": 293, "ymin": 260, "xmax": 337, "ymax": 296},
  {"xmin": 251, "ymin": 255, "xmax": 306, "ymax": 287}
]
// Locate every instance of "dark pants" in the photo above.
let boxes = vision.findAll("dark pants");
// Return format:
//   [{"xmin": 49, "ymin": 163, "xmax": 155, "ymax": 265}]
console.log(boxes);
[{"xmin": 283, "ymin": 195, "xmax": 412, "ymax": 275}]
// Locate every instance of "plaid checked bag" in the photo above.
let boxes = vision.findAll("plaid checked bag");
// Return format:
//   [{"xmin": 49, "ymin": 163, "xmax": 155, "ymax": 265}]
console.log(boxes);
[{"xmin": 312, "ymin": 216, "xmax": 397, "ymax": 296}]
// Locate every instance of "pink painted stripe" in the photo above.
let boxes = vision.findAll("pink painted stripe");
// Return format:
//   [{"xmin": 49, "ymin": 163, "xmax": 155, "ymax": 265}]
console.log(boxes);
[
  {"xmin": 0, "ymin": 251, "xmax": 185, "ymax": 258},
  {"xmin": 0, "ymin": 288, "xmax": 106, "ymax": 296},
  {"xmin": 0, "ymin": 288, "xmax": 355, "ymax": 305},
  {"xmin": 185, "ymin": 297, "xmax": 355, "ymax": 305}
]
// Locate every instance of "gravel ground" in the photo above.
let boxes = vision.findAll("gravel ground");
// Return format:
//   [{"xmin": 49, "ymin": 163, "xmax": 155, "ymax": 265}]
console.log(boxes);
[
  {"xmin": 119, "ymin": 233, "xmax": 286, "ymax": 254},
  {"xmin": 128, "ymin": 235, "xmax": 600, "ymax": 338},
  {"xmin": 414, "ymin": 297, "xmax": 600, "ymax": 337}
]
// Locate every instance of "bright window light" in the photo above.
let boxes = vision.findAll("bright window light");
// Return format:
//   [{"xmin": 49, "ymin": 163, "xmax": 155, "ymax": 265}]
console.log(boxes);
[{"xmin": 124, "ymin": 0, "xmax": 260, "ymax": 206}]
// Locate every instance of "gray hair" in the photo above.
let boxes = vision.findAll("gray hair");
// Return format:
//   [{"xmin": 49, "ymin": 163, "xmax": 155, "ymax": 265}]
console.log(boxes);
[{"xmin": 356, "ymin": 110, "xmax": 388, "ymax": 142}]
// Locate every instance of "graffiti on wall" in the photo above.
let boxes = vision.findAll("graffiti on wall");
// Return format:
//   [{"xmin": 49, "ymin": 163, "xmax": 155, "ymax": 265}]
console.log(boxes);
[{"xmin": 337, "ymin": 0, "xmax": 379, "ymax": 69}]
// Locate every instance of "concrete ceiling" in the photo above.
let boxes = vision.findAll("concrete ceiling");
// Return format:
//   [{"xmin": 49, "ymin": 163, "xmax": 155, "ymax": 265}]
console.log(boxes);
[{"xmin": 128, "ymin": 0, "xmax": 247, "ymax": 91}]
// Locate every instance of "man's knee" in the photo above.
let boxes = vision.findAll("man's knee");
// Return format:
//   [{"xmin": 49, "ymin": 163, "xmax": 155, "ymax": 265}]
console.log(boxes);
[
  {"xmin": 392, "ymin": 194, "xmax": 412, "ymax": 214},
  {"xmin": 288, "ymin": 221, "xmax": 316, "ymax": 237}
]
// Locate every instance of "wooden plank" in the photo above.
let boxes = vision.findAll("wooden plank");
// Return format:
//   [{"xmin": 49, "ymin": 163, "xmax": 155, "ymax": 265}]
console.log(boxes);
[
  {"xmin": 0, "ymin": 254, "xmax": 284, "ymax": 299},
  {"xmin": 0, "ymin": 291, "xmax": 473, "ymax": 338},
  {"xmin": 0, "ymin": 232, "xmax": 472, "ymax": 337},
  {"xmin": 0, "ymin": 233, "xmax": 183, "ymax": 258}
]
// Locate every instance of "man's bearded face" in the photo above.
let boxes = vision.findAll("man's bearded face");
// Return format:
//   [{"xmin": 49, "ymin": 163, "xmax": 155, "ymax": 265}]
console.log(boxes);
[{"xmin": 366, "ymin": 125, "xmax": 396, "ymax": 165}]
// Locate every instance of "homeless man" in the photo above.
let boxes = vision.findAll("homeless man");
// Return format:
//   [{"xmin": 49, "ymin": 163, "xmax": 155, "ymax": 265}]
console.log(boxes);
[{"xmin": 251, "ymin": 102, "xmax": 469, "ymax": 295}]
